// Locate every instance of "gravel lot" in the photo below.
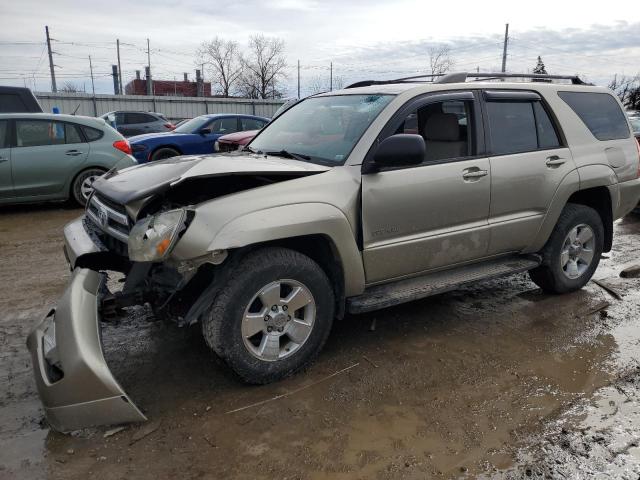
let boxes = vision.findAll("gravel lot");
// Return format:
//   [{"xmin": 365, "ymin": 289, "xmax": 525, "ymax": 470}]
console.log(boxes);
[{"xmin": 2, "ymin": 204, "xmax": 640, "ymax": 479}]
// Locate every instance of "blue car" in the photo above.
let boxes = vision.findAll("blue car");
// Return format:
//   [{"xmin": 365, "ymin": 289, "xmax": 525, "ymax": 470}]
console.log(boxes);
[{"xmin": 129, "ymin": 114, "xmax": 269, "ymax": 163}]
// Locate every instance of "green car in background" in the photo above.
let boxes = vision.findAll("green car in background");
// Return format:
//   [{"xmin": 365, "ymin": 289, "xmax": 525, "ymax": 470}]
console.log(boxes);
[{"xmin": 0, "ymin": 113, "xmax": 137, "ymax": 206}]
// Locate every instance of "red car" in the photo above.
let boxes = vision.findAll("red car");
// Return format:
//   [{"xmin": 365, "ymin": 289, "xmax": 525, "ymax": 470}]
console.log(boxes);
[
  {"xmin": 214, "ymin": 129, "xmax": 259, "ymax": 152},
  {"xmin": 215, "ymin": 98, "xmax": 301, "ymax": 153}
]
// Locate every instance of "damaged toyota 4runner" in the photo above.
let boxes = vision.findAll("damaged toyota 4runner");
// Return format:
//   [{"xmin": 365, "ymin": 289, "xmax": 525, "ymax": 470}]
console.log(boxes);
[{"xmin": 28, "ymin": 72, "xmax": 640, "ymax": 432}]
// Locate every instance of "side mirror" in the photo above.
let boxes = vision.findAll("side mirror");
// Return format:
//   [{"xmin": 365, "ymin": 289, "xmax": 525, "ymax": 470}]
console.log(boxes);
[
  {"xmin": 367, "ymin": 134, "xmax": 425, "ymax": 172},
  {"xmin": 199, "ymin": 127, "xmax": 212, "ymax": 135}
]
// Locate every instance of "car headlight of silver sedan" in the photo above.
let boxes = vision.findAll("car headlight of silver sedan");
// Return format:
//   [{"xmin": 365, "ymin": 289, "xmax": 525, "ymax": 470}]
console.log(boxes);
[{"xmin": 128, "ymin": 209, "xmax": 189, "ymax": 262}]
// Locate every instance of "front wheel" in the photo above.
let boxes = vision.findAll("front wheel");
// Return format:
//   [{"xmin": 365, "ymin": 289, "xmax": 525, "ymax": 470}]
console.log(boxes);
[
  {"xmin": 529, "ymin": 203, "xmax": 604, "ymax": 293},
  {"xmin": 150, "ymin": 147, "xmax": 180, "ymax": 162},
  {"xmin": 202, "ymin": 247, "xmax": 335, "ymax": 384}
]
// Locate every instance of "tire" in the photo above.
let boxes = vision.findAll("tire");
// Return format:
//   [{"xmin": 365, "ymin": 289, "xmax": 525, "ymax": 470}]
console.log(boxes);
[
  {"xmin": 529, "ymin": 203, "xmax": 604, "ymax": 294},
  {"xmin": 150, "ymin": 147, "xmax": 180, "ymax": 162},
  {"xmin": 202, "ymin": 247, "xmax": 335, "ymax": 384},
  {"xmin": 71, "ymin": 168, "xmax": 106, "ymax": 206}
]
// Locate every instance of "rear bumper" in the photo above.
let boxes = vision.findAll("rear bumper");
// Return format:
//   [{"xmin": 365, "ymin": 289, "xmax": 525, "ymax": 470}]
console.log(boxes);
[{"xmin": 26, "ymin": 268, "xmax": 146, "ymax": 432}]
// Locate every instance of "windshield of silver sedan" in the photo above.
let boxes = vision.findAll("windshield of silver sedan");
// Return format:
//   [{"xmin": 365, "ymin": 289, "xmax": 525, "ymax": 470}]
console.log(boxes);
[{"xmin": 248, "ymin": 94, "xmax": 394, "ymax": 165}]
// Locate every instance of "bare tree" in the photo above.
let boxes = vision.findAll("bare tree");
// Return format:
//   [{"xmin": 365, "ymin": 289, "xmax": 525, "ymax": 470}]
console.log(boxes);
[
  {"xmin": 196, "ymin": 37, "xmax": 244, "ymax": 97},
  {"xmin": 307, "ymin": 74, "xmax": 345, "ymax": 95},
  {"xmin": 239, "ymin": 35, "xmax": 287, "ymax": 99},
  {"xmin": 609, "ymin": 74, "xmax": 640, "ymax": 109},
  {"xmin": 428, "ymin": 46, "xmax": 454, "ymax": 76},
  {"xmin": 60, "ymin": 81, "xmax": 81, "ymax": 93}
]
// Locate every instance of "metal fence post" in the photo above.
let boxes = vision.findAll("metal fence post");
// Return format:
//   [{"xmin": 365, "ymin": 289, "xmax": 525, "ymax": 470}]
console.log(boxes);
[{"xmin": 251, "ymin": 102, "xmax": 256, "ymax": 116}]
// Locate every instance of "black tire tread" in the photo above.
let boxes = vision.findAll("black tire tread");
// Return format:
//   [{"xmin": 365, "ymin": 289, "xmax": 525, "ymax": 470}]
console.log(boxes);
[
  {"xmin": 202, "ymin": 247, "xmax": 334, "ymax": 384},
  {"xmin": 529, "ymin": 203, "xmax": 604, "ymax": 294}
]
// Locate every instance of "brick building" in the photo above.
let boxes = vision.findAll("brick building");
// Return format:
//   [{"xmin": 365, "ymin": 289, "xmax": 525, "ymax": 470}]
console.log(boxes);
[{"xmin": 125, "ymin": 74, "xmax": 211, "ymax": 97}]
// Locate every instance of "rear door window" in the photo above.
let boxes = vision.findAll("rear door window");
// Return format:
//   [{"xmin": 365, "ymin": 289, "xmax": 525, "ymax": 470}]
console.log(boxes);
[
  {"xmin": 533, "ymin": 102, "xmax": 561, "ymax": 149},
  {"xmin": 0, "ymin": 120, "xmax": 8, "ymax": 148},
  {"xmin": 486, "ymin": 102, "xmax": 538, "ymax": 155},
  {"xmin": 558, "ymin": 91, "xmax": 629, "ymax": 141},
  {"xmin": 65, "ymin": 123, "xmax": 84, "ymax": 143},
  {"xmin": 124, "ymin": 112, "xmax": 155, "ymax": 124},
  {"xmin": 16, "ymin": 120, "xmax": 85, "ymax": 147}
]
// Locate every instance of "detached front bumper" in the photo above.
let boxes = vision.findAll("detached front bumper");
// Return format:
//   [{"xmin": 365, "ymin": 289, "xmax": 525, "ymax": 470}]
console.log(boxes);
[{"xmin": 26, "ymin": 268, "xmax": 146, "ymax": 432}]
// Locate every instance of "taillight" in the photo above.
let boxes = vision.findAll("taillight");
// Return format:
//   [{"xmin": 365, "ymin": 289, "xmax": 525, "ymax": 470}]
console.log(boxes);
[
  {"xmin": 113, "ymin": 139, "xmax": 132, "ymax": 155},
  {"xmin": 165, "ymin": 123, "xmax": 175, "ymax": 130}
]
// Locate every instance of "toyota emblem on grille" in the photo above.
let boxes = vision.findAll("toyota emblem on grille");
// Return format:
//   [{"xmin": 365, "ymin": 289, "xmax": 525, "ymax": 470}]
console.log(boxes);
[{"xmin": 98, "ymin": 206, "xmax": 109, "ymax": 228}]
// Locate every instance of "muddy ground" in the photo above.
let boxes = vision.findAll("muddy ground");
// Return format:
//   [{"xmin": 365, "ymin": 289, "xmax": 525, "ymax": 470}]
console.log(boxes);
[{"xmin": 1, "ymin": 204, "xmax": 640, "ymax": 479}]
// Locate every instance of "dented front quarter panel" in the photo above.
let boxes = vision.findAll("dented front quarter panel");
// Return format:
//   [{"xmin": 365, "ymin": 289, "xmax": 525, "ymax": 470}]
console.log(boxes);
[
  {"xmin": 26, "ymin": 268, "xmax": 146, "ymax": 432},
  {"xmin": 171, "ymin": 166, "xmax": 366, "ymax": 296}
]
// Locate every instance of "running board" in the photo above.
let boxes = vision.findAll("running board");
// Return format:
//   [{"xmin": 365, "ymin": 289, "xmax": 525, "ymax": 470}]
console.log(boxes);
[{"xmin": 347, "ymin": 255, "xmax": 541, "ymax": 314}]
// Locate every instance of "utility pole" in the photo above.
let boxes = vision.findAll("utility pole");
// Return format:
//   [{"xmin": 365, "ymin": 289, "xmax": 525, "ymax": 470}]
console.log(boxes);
[
  {"xmin": 330, "ymin": 62, "xmax": 333, "ymax": 91},
  {"xmin": 45, "ymin": 26, "xmax": 57, "ymax": 92},
  {"xmin": 146, "ymin": 38, "xmax": 152, "ymax": 95},
  {"xmin": 116, "ymin": 39, "xmax": 123, "ymax": 94},
  {"xmin": 501, "ymin": 23, "xmax": 509, "ymax": 73},
  {"xmin": 112, "ymin": 65, "xmax": 120, "ymax": 95},
  {"xmin": 297, "ymin": 60, "xmax": 300, "ymax": 99},
  {"xmin": 89, "ymin": 56, "xmax": 97, "ymax": 116}
]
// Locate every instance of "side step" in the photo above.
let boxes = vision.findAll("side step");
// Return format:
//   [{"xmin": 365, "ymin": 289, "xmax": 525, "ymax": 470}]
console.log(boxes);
[{"xmin": 347, "ymin": 255, "xmax": 541, "ymax": 314}]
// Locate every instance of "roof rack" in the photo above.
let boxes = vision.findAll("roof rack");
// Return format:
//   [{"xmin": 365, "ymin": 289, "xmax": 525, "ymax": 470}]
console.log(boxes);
[
  {"xmin": 345, "ymin": 72, "xmax": 588, "ymax": 89},
  {"xmin": 436, "ymin": 72, "xmax": 588, "ymax": 85}
]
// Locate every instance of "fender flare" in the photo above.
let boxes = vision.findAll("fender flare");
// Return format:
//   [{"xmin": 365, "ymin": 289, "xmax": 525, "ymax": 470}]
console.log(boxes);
[
  {"xmin": 525, "ymin": 165, "xmax": 616, "ymax": 253},
  {"xmin": 208, "ymin": 203, "xmax": 365, "ymax": 296}
]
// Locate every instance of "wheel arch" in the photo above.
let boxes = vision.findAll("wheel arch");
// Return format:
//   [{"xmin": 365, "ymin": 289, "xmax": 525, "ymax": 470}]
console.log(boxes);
[
  {"xmin": 150, "ymin": 144, "xmax": 183, "ymax": 160},
  {"xmin": 68, "ymin": 165, "xmax": 109, "ymax": 201},
  {"xmin": 566, "ymin": 186, "xmax": 613, "ymax": 252}
]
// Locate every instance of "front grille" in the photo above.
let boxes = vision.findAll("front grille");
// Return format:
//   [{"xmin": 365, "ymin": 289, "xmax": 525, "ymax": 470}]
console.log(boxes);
[
  {"xmin": 85, "ymin": 215, "xmax": 129, "ymax": 257},
  {"xmin": 86, "ymin": 193, "xmax": 131, "ymax": 243},
  {"xmin": 218, "ymin": 142, "xmax": 240, "ymax": 153}
]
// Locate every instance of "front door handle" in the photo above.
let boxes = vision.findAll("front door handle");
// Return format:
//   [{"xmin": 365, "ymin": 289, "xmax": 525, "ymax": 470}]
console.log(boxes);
[
  {"xmin": 0, "ymin": 157, "xmax": 7, "ymax": 163},
  {"xmin": 546, "ymin": 155, "xmax": 566, "ymax": 167},
  {"xmin": 462, "ymin": 169, "xmax": 488, "ymax": 180},
  {"xmin": 65, "ymin": 150, "xmax": 83, "ymax": 156}
]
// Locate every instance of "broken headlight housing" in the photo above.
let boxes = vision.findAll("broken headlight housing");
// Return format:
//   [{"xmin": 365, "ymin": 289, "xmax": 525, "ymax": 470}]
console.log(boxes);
[{"xmin": 128, "ymin": 208, "xmax": 188, "ymax": 262}]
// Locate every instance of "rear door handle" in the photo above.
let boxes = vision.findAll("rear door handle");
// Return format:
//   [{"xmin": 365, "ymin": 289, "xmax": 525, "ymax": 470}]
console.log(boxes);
[
  {"xmin": 65, "ymin": 150, "xmax": 83, "ymax": 156},
  {"xmin": 0, "ymin": 157, "xmax": 7, "ymax": 163},
  {"xmin": 462, "ymin": 169, "xmax": 488, "ymax": 180},
  {"xmin": 545, "ymin": 155, "xmax": 566, "ymax": 167}
]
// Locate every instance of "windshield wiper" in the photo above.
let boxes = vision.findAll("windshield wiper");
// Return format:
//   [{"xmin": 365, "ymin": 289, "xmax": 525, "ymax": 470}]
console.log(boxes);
[{"xmin": 265, "ymin": 150, "xmax": 311, "ymax": 161}]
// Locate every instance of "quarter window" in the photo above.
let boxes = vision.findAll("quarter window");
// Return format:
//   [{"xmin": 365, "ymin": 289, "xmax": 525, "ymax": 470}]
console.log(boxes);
[
  {"xmin": 558, "ymin": 91, "xmax": 629, "ymax": 141},
  {"xmin": 81, "ymin": 125, "xmax": 104, "ymax": 141}
]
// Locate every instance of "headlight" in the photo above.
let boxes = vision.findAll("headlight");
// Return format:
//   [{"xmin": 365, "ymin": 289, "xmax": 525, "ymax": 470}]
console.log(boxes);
[{"xmin": 128, "ymin": 209, "xmax": 187, "ymax": 262}]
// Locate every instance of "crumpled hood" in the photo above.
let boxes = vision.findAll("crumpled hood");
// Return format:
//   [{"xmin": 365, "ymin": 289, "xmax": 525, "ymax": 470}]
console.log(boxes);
[{"xmin": 92, "ymin": 152, "xmax": 331, "ymax": 205}]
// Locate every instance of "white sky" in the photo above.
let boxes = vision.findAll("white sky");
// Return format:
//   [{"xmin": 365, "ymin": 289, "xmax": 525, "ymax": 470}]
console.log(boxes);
[{"xmin": 0, "ymin": 0, "xmax": 639, "ymax": 96}]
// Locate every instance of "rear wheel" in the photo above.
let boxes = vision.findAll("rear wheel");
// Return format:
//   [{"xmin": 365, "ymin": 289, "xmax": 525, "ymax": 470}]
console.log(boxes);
[
  {"xmin": 71, "ymin": 168, "xmax": 106, "ymax": 206},
  {"xmin": 150, "ymin": 147, "xmax": 180, "ymax": 162},
  {"xmin": 529, "ymin": 203, "xmax": 604, "ymax": 293},
  {"xmin": 202, "ymin": 247, "xmax": 335, "ymax": 384}
]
